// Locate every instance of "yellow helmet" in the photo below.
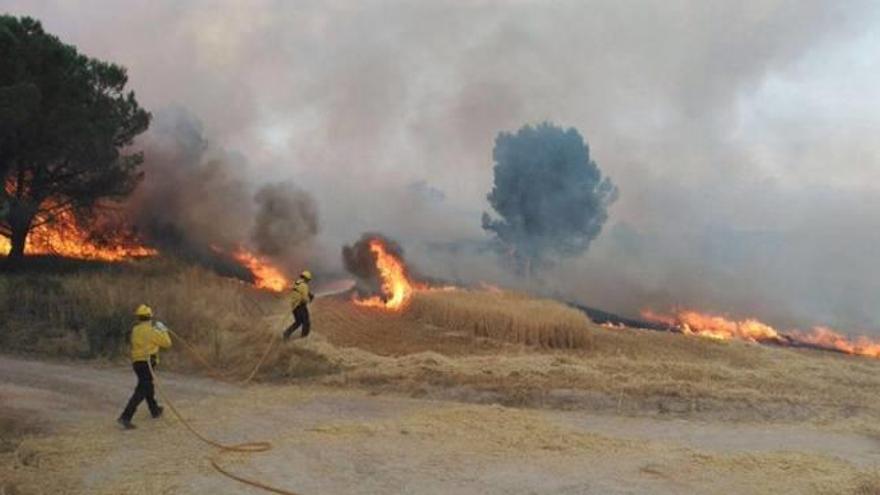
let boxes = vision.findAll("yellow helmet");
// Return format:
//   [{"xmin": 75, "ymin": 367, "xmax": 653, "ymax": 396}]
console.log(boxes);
[
  {"xmin": 300, "ymin": 270, "xmax": 313, "ymax": 281},
  {"xmin": 135, "ymin": 304, "xmax": 153, "ymax": 318}
]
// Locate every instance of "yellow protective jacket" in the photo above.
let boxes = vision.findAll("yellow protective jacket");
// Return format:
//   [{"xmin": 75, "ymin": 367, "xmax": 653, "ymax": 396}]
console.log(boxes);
[
  {"xmin": 289, "ymin": 278, "xmax": 311, "ymax": 310},
  {"xmin": 130, "ymin": 321, "xmax": 172, "ymax": 363}
]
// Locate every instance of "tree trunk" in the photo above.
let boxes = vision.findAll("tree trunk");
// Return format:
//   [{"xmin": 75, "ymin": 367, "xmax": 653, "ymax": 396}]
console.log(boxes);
[
  {"xmin": 5, "ymin": 199, "xmax": 36, "ymax": 268},
  {"xmin": 9, "ymin": 223, "xmax": 27, "ymax": 260}
]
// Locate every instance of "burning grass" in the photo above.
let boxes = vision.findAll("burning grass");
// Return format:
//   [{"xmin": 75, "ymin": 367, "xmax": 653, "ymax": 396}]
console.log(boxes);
[
  {"xmin": 6, "ymin": 260, "xmax": 880, "ymax": 426},
  {"xmin": 643, "ymin": 308, "xmax": 880, "ymax": 358},
  {"xmin": 0, "ymin": 208, "xmax": 157, "ymax": 262},
  {"xmin": 288, "ymin": 292, "xmax": 880, "ymax": 426},
  {"xmin": 6, "ymin": 262, "xmax": 880, "ymax": 493}
]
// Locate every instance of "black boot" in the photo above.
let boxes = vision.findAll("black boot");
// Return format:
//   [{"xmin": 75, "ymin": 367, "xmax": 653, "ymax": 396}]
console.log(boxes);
[
  {"xmin": 117, "ymin": 417, "xmax": 137, "ymax": 430},
  {"xmin": 151, "ymin": 406, "xmax": 164, "ymax": 419}
]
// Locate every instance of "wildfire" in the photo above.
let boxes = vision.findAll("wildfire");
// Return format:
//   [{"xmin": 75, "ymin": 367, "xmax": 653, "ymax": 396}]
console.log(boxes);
[
  {"xmin": 641, "ymin": 309, "xmax": 880, "ymax": 359},
  {"xmin": 790, "ymin": 326, "xmax": 880, "ymax": 358},
  {"xmin": 353, "ymin": 239, "xmax": 425, "ymax": 310},
  {"xmin": 231, "ymin": 248, "xmax": 290, "ymax": 292},
  {"xmin": 0, "ymin": 209, "xmax": 156, "ymax": 261}
]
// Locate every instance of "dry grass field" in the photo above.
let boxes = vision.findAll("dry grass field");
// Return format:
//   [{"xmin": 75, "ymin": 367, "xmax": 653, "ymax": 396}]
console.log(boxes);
[
  {"xmin": 5, "ymin": 262, "xmax": 880, "ymax": 493},
  {"xmin": 4, "ymin": 261, "xmax": 880, "ymax": 428}
]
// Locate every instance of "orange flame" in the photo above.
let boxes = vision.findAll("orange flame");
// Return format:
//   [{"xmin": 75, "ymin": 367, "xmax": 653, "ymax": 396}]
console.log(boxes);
[
  {"xmin": 353, "ymin": 239, "xmax": 424, "ymax": 310},
  {"xmin": 790, "ymin": 326, "xmax": 880, "ymax": 358},
  {"xmin": 677, "ymin": 311, "xmax": 782, "ymax": 343},
  {"xmin": 231, "ymin": 248, "xmax": 290, "ymax": 292},
  {"xmin": 0, "ymin": 209, "xmax": 156, "ymax": 261},
  {"xmin": 641, "ymin": 309, "xmax": 880, "ymax": 358}
]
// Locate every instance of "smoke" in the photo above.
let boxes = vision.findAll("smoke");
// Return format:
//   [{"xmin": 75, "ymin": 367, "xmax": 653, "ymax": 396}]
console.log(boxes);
[
  {"xmin": 341, "ymin": 232, "xmax": 406, "ymax": 295},
  {"xmin": 482, "ymin": 122, "xmax": 618, "ymax": 274},
  {"xmin": 128, "ymin": 107, "xmax": 319, "ymax": 275},
  {"xmin": 5, "ymin": 1, "xmax": 880, "ymax": 332},
  {"xmin": 252, "ymin": 182, "xmax": 319, "ymax": 264}
]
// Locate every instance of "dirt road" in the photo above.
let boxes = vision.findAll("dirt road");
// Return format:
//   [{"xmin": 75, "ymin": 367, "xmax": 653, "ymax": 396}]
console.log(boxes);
[{"xmin": 2, "ymin": 354, "xmax": 879, "ymax": 494}]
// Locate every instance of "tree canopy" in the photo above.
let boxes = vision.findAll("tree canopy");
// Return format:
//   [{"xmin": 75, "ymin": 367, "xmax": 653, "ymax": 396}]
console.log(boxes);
[
  {"xmin": 0, "ymin": 15, "xmax": 150, "ymax": 261},
  {"xmin": 482, "ymin": 122, "xmax": 618, "ymax": 275}
]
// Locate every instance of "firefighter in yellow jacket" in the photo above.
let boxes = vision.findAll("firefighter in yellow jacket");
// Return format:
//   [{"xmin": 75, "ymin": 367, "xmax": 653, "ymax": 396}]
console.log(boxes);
[
  {"xmin": 117, "ymin": 304, "xmax": 172, "ymax": 430},
  {"xmin": 283, "ymin": 270, "xmax": 314, "ymax": 340}
]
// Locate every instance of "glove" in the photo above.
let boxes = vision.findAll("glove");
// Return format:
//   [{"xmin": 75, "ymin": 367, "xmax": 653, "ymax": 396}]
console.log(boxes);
[
  {"xmin": 154, "ymin": 321, "xmax": 169, "ymax": 332},
  {"xmin": 309, "ymin": 292, "xmax": 315, "ymax": 302}
]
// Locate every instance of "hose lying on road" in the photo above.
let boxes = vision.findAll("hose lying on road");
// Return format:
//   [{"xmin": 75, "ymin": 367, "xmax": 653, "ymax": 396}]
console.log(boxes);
[
  {"xmin": 142, "ymin": 291, "xmax": 340, "ymax": 493},
  {"xmin": 148, "ymin": 356, "xmax": 302, "ymax": 495},
  {"xmin": 147, "ymin": 291, "xmax": 302, "ymax": 494}
]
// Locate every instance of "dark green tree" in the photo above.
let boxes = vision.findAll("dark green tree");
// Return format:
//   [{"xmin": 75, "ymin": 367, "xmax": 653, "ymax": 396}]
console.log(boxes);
[
  {"xmin": 482, "ymin": 122, "xmax": 618, "ymax": 276},
  {"xmin": 0, "ymin": 16, "xmax": 150, "ymax": 263}
]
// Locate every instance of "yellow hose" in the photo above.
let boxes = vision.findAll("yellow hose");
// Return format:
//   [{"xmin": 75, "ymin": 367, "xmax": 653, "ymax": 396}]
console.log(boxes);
[
  {"xmin": 167, "ymin": 328, "xmax": 278, "ymax": 385},
  {"xmin": 147, "ymin": 357, "xmax": 302, "ymax": 495},
  {"xmin": 143, "ymin": 293, "xmax": 308, "ymax": 492}
]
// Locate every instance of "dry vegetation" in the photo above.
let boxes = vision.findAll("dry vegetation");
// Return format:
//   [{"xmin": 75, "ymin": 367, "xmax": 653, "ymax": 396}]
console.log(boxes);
[
  {"xmin": 0, "ymin": 259, "xmax": 337, "ymax": 378},
  {"xmin": 407, "ymin": 288, "xmax": 594, "ymax": 348},
  {"xmin": 311, "ymin": 289, "xmax": 880, "ymax": 428},
  {"xmin": 4, "ymin": 261, "xmax": 880, "ymax": 429},
  {"xmin": 5, "ymin": 263, "xmax": 880, "ymax": 493}
]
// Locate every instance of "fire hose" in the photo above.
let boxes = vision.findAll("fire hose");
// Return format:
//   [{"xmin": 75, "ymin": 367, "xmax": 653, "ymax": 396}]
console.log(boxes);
[
  {"xmin": 147, "ymin": 356, "xmax": 302, "ymax": 495},
  {"xmin": 142, "ymin": 287, "xmax": 352, "ymax": 494},
  {"xmin": 145, "ymin": 303, "xmax": 296, "ymax": 493}
]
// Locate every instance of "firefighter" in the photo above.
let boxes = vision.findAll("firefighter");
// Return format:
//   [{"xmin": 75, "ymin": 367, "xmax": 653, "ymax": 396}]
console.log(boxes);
[
  {"xmin": 117, "ymin": 304, "xmax": 172, "ymax": 430},
  {"xmin": 283, "ymin": 270, "xmax": 314, "ymax": 340}
]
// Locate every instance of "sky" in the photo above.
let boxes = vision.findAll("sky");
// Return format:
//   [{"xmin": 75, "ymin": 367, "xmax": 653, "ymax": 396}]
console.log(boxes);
[{"xmin": 3, "ymin": 0, "xmax": 880, "ymax": 333}]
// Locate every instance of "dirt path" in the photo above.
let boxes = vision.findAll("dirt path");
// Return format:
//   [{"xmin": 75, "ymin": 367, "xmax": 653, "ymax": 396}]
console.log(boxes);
[
  {"xmin": 0, "ymin": 355, "xmax": 235, "ymax": 424},
  {"xmin": 2, "ymin": 354, "xmax": 879, "ymax": 494}
]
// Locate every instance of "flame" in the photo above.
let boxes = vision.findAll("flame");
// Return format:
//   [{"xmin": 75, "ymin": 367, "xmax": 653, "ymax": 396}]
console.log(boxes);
[
  {"xmin": 790, "ymin": 326, "xmax": 880, "ymax": 358},
  {"xmin": 641, "ymin": 309, "xmax": 880, "ymax": 359},
  {"xmin": 353, "ymin": 239, "xmax": 424, "ymax": 310},
  {"xmin": 231, "ymin": 248, "xmax": 290, "ymax": 292},
  {"xmin": 0, "ymin": 209, "xmax": 156, "ymax": 261},
  {"xmin": 641, "ymin": 309, "xmax": 782, "ymax": 343},
  {"xmin": 678, "ymin": 311, "xmax": 782, "ymax": 343}
]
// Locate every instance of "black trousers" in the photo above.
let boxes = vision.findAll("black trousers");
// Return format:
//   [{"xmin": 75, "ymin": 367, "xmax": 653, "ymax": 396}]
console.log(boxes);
[
  {"xmin": 283, "ymin": 304, "xmax": 311, "ymax": 338},
  {"xmin": 120, "ymin": 357, "xmax": 160, "ymax": 421}
]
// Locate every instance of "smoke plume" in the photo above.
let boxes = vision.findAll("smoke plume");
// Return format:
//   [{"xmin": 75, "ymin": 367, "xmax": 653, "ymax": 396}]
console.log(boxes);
[
  {"xmin": 8, "ymin": 1, "xmax": 880, "ymax": 332},
  {"xmin": 252, "ymin": 182, "xmax": 319, "ymax": 263},
  {"xmin": 128, "ymin": 107, "xmax": 319, "ymax": 275}
]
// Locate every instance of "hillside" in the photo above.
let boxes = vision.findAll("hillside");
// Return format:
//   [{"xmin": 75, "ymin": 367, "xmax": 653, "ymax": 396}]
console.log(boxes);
[
  {"xmin": 4, "ymin": 264, "xmax": 880, "ymax": 493},
  {"xmin": 5, "ymin": 261, "xmax": 880, "ymax": 425}
]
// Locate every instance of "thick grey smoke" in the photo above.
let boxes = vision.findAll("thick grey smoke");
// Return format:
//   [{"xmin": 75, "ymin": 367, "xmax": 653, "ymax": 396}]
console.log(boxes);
[
  {"xmin": 128, "ymin": 107, "xmax": 318, "ymax": 275},
  {"xmin": 482, "ymin": 122, "xmax": 618, "ymax": 275},
  {"xmin": 6, "ymin": 1, "xmax": 880, "ymax": 332},
  {"xmin": 252, "ymin": 182, "xmax": 319, "ymax": 264}
]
